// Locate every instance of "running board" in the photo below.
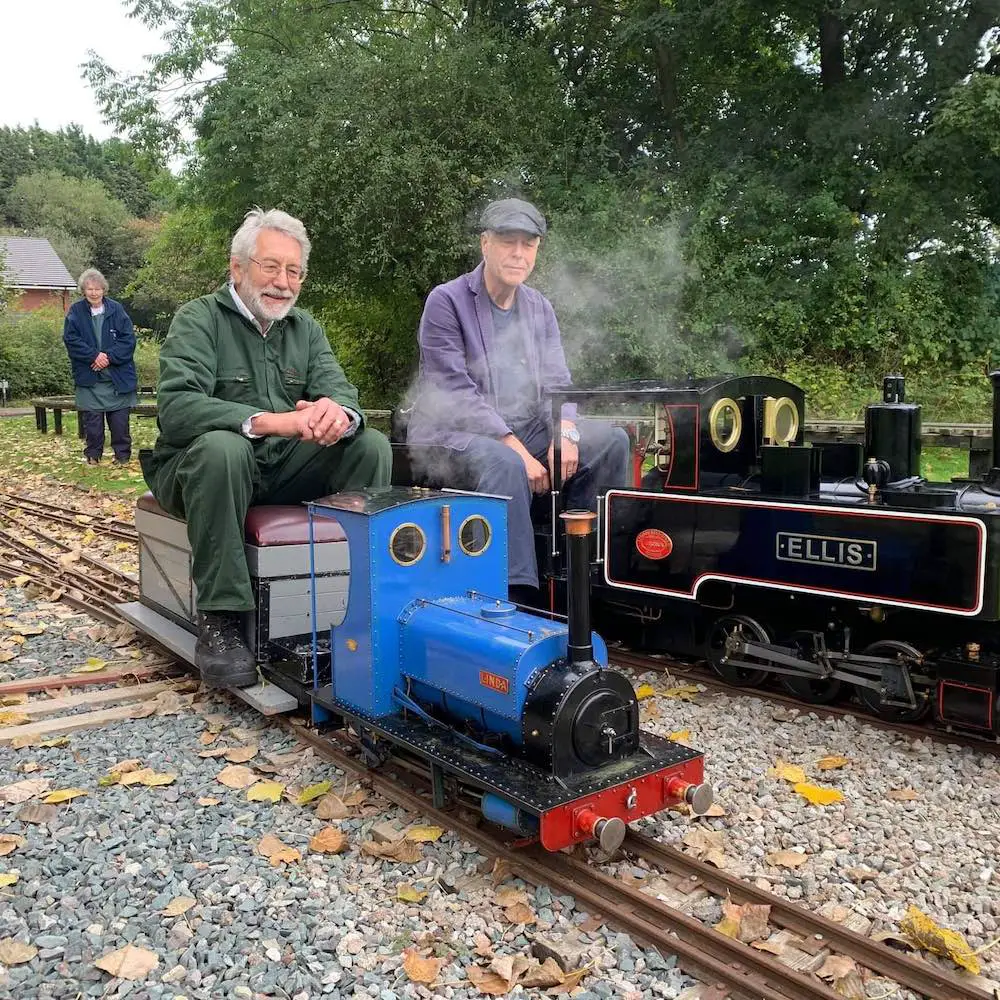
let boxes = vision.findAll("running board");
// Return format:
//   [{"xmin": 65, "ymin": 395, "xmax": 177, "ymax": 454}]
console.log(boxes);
[{"xmin": 115, "ymin": 601, "xmax": 297, "ymax": 716}]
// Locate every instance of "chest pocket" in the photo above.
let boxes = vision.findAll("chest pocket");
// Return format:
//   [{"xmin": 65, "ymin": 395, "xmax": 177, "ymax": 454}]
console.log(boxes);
[
  {"xmin": 282, "ymin": 367, "xmax": 307, "ymax": 401},
  {"xmin": 215, "ymin": 369, "xmax": 255, "ymax": 403}
]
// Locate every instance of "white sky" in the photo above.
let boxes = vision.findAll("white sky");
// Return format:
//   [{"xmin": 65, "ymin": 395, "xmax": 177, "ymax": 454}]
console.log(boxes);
[{"xmin": 0, "ymin": 0, "xmax": 166, "ymax": 140}]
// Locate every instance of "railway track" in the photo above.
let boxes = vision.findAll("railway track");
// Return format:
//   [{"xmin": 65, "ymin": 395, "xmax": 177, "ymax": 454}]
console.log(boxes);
[
  {"xmin": 609, "ymin": 648, "xmax": 1000, "ymax": 754},
  {"xmin": 0, "ymin": 493, "xmax": 995, "ymax": 998}
]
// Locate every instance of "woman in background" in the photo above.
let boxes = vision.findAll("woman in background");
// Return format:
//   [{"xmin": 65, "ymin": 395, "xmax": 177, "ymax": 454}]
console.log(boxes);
[{"xmin": 62, "ymin": 268, "xmax": 137, "ymax": 466}]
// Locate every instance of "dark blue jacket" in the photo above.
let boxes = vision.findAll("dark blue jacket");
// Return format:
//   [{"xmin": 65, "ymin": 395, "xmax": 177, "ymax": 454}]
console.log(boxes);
[{"xmin": 62, "ymin": 297, "xmax": 138, "ymax": 393}]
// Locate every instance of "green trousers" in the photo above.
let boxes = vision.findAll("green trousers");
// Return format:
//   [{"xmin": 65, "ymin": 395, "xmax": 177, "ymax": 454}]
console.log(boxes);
[{"xmin": 150, "ymin": 428, "xmax": 392, "ymax": 611}]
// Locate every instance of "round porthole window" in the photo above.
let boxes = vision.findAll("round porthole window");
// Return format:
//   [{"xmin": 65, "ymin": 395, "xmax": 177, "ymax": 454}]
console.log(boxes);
[
  {"xmin": 459, "ymin": 515, "xmax": 492, "ymax": 556},
  {"xmin": 708, "ymin": 397, "xmax": 743, "ymax": 453},
  {"xmin": 389, "ymin": 523, "xmax": 426, "ymax": 566},
  {"xmin": 768, "ymin": 396, "xmax": 800, "ymax": 445}
]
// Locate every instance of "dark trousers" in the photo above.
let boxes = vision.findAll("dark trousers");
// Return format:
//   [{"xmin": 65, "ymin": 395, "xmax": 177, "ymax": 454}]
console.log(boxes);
[
  {"xmin": 149, "ymin": 428, "xmax": 393, "ymax": 611},
  {"xmin": 449, "ymin": 419, "xmax": 630, "ymax": 588},
  {"xmin": 82, "ymin": 409, "xmax": 132, "ymax": 462}
]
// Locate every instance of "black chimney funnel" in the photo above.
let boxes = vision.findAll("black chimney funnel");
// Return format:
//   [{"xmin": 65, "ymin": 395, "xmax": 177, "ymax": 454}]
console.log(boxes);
[{"xmin": 560, "ymin": 510, "xmax": 596, "ymax": 665}]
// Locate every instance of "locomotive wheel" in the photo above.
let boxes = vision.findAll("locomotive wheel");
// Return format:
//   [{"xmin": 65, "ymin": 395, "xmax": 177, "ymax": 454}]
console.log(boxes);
[
  {"xmin": 855, "ymin": 640, "xmax": 930, "ymax": 723},
  {"xmin": 777, "ymin": 632, "xmax": 843, "ymax": 704},
  {"xmin": 704, "ymin": 615, "xmax": 772, "ymax": 687}
]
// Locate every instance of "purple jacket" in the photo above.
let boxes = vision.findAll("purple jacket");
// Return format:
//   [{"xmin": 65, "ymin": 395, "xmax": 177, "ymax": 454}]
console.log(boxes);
[{"xmin": 406, "ymin": 262, "xmax": 576, "ymax": 450}]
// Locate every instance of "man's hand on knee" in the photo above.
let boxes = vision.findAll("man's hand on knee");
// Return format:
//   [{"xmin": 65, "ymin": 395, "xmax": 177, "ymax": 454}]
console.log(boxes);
[{"xmin": 502, "ymin": 433, "xmax": 550, "ymax": 494}]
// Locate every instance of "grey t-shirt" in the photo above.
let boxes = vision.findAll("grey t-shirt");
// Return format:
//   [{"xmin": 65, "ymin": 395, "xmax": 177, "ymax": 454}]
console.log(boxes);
[{"xmin": 489, "ymin": 297, "xmax": 538, "ymax": 430}]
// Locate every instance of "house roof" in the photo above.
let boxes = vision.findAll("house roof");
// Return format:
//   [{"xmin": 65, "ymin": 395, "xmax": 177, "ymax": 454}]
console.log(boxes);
[{"xmin": 0, "ymin": 237, "xmax": 76, "ymax": 290}]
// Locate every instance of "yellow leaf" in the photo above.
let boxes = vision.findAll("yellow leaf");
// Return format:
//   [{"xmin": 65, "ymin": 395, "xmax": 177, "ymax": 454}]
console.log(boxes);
[
  {"xmin": 71, "ymin": 658, "xmax": 107, "ymax": 674},
  {"xmin": 36, "ymin": 737, "xmax": 68, "ymax": 748},
  {"xmin": 405, "ymin": 824, "xmax": 444, "ymax": 843},
  {"xmin": 0, "ymin": 711, "xmax": 29, "ymax": 726},
  {"xmin": 816, "ymin": 755, "xmax": 850, "ymax": 771},
  {"xmin": 8, "ymin": 636, "xmax": 25, "ymax": 646},
  {"xmin": 661, "ymin": 684, "xmax": 700, "ymax": 701},
  {"xmin": 769, "ymin": 759, "xmax": 808, "ymax": 784},
  {"xmin": 10, "ymin": 575, "xmax": 30, "ymax": 588},
  {"xmin": 668, "ymin": 729, "xmax": 691, "ymax": 742},
  {"xmin": 793, "ymin": 782, "xmax": 844, "ymax": 806},
  {"xmin": 12, "ymin": 625, "xmax": 43, "ymax": 636},
  {"xmin": 309, "ymin": 826, "xmax": 348, "ymax": 854},
  {"xmin": 119, "ymin": 768, "xmax": 156, "ymax": 787},
  {"xmin": 296, "ymin": 780, "xmax": 332, "ymax": 805},
  {"xmin": 397, "ymin": 883, "xmax": 428, "ymax": 903},
  {"xmin": 634, "ymin": 683, "xmax": 656, "ymax": 700},
  {"xmin": 901, "ymin": 905, "xmax": 980, "ymax": 975},
  {"xmin": 247, "ymin": 781, "xmax": 284, "ymax": 803},
  {"xmin": 0, "ymin": 873, "xmax": 18, "ymax": 887},
  {"xmin": 0, "ymin": 694, "xmax": 27, "ymax": 706},
  {"xmin": 42, "ymin": 788, "xmax": 88, "ymax": 804},
  {"xmin": 140, "ymin": 773, "xmax": 176, "ymax": 787}
]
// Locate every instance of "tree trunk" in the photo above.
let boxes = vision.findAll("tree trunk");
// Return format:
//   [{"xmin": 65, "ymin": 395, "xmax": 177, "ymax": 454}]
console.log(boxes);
[{"xmin": 820, "ymin": 8, "xmax": 846, "ymax": 90}]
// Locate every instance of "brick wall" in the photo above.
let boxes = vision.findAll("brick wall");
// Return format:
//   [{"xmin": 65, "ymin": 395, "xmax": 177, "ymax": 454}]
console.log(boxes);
[{"xmin": 10, "ymin": 288, "xmax": 74, "ymax": 313}]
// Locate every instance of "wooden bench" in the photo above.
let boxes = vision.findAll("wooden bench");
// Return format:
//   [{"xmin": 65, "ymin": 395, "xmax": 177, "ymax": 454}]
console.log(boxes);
[{"xmin": 32, "ymin": 393, "xmax": 158, "ymax": 437}]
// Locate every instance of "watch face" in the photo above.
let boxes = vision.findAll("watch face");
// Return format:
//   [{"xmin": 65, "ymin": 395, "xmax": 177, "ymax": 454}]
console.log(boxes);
[{"xmin": 563, "ymin": 428, "xmax": 580, "ymax": 443}]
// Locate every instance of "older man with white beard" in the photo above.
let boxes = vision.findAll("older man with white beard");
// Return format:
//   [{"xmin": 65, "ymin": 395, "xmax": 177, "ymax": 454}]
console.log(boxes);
[{"xmin": 143, "ymin": 208, "xmax": 391, "ymax": 688}]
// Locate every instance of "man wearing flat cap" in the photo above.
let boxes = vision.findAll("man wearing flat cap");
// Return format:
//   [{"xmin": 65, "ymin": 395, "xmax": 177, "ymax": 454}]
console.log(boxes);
[{"xmin": 406, "ymin": 197, "xmax": 629, "ymax": 604}]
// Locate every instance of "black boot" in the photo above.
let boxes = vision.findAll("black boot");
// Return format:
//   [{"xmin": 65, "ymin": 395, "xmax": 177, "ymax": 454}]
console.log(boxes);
[{"xmin": 195, "ymin": 612, "xmax": 258, "ymax": 688}]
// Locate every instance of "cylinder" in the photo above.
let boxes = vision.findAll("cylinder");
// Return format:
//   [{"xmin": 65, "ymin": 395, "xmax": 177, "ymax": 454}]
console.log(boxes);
[
  {"xmin": 560, "ymin": 510, "xmax": 596, "ymax": 665},
  {"xmin": 864, "ymin": 374, "xmax": 921, "ymax": 482},
  {"xmin": 991, "ymin": 371, "xmax": 1000, "ymax": 469},
  {"xmin": 481, "ymin": 793, "xmax": 539, "ymax": 837}
]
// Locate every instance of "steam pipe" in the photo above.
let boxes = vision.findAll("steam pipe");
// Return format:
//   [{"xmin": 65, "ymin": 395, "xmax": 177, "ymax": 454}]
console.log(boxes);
[
  {"xmin": 561, "ymin": 510, "xmax": 596, "ymax": 665},
  {"xmin": 991, "ymin": 371, "xmax": 1000, "ymax": 470}
]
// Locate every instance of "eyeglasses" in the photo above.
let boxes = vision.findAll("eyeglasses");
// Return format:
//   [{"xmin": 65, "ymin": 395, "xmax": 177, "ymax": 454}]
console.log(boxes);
[{"xmin": 249, "ymin": 257, "xmax": 305, "ymax": 281}]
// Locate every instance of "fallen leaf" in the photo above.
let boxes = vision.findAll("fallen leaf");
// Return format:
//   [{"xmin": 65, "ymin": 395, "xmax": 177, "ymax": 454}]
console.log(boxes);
[
  {"xmin": 197, "ymin": 747, "xmax": 231, "ymax": 758},
  {"xmin": 888, "ymin": 788, "xmax": 919, "ymax": 801},
  {"xmin": 661, "ymin": 684, "xmax": 699, "ymax": 701},
  {"xmin": 0, "ymin": 777, "xmax": 51, "ymax": 804},
  {"xmin": 0, "ymin": 834, "xmax": 26, "ymax": 856},
  {"xmin": 816, "ymin": 955, "xmax": 866, "ymax": 999},
  {"xmin": 816, "ymin": 755, "xmax": 850, "ymax": 771},
  {"xmin": 0, "ymin": 937, "xmax": 36, "ymax": 965},
  {"xmin": 668, "ymin": 728, "xmax": 691, "ymax": 743},
  {"xmin": 223, "ymin": 745, "xmax": 258, "ymax": 764},
  {"xmin": 361, "ymin": 839, "xmax": 422, "ymax": 863},
  {"xmin": 473, "ymin": 931, "xmax": 494, "ymax": 957},
  {"xmin": 396, "ymin": 883, "xmax": 427, "ymax": 903},
  {"xmin": 714, "ymin": 899, "xmax": 771, "ymax": 943},
  {"xmin": 751, "ymin": 937, "xmax": 787, "ymax": 956},
  {"xmin": 504, "ymin": 902, "xmax": 536, "ymax": 925},
  {"xmin": 342, "ymin": 788, "xmax": 366, "ymax": 806},
  {"xmin": 405, "ymin": 824, "xmax": 444, "ymax": 843},
  {"xmin": 548, "ymin": 965, "xmax": 590, "ymax": 994},
  {"xmin": 846, "ymin": 867, "xmax": 879, "ymax": 883},
  {"xmin": 522, "ymin": 957, "xmax": 566, "ymax": 988},
  {"xmin": 201, "ymin": 713, "xmax": 229, "ymax": 733},
  {"xmin": 256, "ymin": 833, "xmax": 301, "ymax": 867},
  {"xmin": 681, "ymin": 826, "xmax": 727, "ymax": 867},
  {"xmin": 35, "ymin": 737, "xmax": 68, "ymax": 748},
  {"xmin": 216, "ymin": 765, "xmax": 256, "ymax": 789},
  {"xmin": 196, "ymin": 797, "xmax": 220, "ymax": 807},
  {"xmin": 309, "ymin": 826, "xmax": 348, "ymax": 854},
  {"xmin": 768, "ymin": 759, "xmax": 808, "ymax": 784},
  {"xmin": 0, "ymin": 711, "xmax": 29, "ymax": 726},
  {"xmin": 140, "ymin": 772, "xmax": 177, "ymax": 787},
  {"xmin": 793, "ymin": 782, "xmax": 844, "ymax": 806},
  {"xmin": 70, "ymin": 657, "xmax": 107, "ymax": 674},
  {"xmin": 402, "ymin": 947, "xmax": 445, "ymax": 984},
  {"xmin": 765, "ymin": 850, "xmax": 809, "ymax": 869},
  {"xmin": 94, "ymin": 943, "xmax": 160, "ymax": 980},
  {"xmin": 315, "ymin": 793, "xmax": 349, "ymax": 819},
  {"xmin": 494, "ymin": 887, "xmax": 530, "ymax": 908},
  {"xmin": 296, "ymin": 780, "xmax": 332, "ymax": 805},
  {"xmin": 247, "ymin": 781, "xmax": 284, "ymax": 803},
  {"xmin": 15, "ymin": 803, "xmax": 57, "ymax": 824},
  {"xmin": 900, "ymin": 905, "xmax": 980, "ymax": 974},
  {"xmin": 702, "ymin": 802, "xmax": 727, "ymax": 817},
  {"xmin": 634, "ymin": 683, "xmax": 655, "ymax": 700},
  {"xmin": 467, "ymin": 965, "xmax": 514, "ymax": 995},
  {"xmin": 0, "ymin": 694, "xmax": 26, "ymax": 706},
  {"xmin": 161, "ymin": 896, "xmax": 196, "ymax": 917},
  {"xmin": 197, "ymin": 731, "xmax": 217, "ymax": 746},
  {"xmin": 42, "ymin": 788, "xmax": 88, "ymax": 804},
  {"xmin": 0, "ymin": 650, "xmax": 15, "ymax": 663},
  {"xmin": 0, "ymin": 873, "xmax": 18, "ymax": 887},
  {"xmin": 11, "ymin": 625, "xmax": 43, "ymax": 636}
]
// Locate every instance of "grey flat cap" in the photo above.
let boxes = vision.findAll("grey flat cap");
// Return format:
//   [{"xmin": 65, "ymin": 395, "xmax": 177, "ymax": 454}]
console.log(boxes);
[{"xmin": 480, "ymin": 198, "xmax": 547, "ymax": 237}]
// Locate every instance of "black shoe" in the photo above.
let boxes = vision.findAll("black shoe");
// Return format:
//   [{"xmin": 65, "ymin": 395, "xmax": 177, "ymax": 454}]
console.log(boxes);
[{"xmin": 195, "ymin": 612, "xmax": 258, "ymax": 688}]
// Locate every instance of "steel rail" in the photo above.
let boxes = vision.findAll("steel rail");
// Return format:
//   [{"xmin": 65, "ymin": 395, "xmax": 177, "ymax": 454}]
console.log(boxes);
[
  {"xmin": 0, "ymin": 495, "xmax": 138, "ymax": 542},
  {"xmin": 623, "ymin": 831, "xmax": 990, "ymax": 1000},
  {"xmin": 610, "ymin": 648, "xmax": 1000, "ymax": 753},
  {"xmin": 0, "ymin": 561, "xmax": 125, "ymax": 626}
]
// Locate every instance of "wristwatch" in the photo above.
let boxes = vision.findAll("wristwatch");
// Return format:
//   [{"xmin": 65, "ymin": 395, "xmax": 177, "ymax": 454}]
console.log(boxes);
[{"xmin": 560, "ymin": 426, "xmax": 581, "ymax": 444}]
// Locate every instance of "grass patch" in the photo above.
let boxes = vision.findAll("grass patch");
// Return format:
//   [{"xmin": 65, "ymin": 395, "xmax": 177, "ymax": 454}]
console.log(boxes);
[
  {"xmin": 0, "ymin": 415, "xmax": 157, "ymax": 495},
  {"xmin": 921, "ymin": 447, "xmax": 970, "ymax": 483}
]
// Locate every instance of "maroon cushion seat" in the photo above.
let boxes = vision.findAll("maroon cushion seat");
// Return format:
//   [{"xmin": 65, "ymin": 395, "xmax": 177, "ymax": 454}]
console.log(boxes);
[{"xmin": 137, "ymin": 492, "xmax": 345, "ymax": 546}]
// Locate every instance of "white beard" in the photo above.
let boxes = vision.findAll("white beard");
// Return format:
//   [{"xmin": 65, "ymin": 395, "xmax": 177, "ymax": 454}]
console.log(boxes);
[{"xmin": 245, "ymin": 285, "xmax": 297, "ymax": 323}]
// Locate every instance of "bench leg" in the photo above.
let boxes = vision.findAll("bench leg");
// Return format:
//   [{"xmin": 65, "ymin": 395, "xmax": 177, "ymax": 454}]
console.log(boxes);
[
  {"xmin": 53, "ymin": 409, "xmax": 62, "ymax": 435},
  {"xmin": 35, "ymin": 407, "xmax": 47, "ymax": 433}
]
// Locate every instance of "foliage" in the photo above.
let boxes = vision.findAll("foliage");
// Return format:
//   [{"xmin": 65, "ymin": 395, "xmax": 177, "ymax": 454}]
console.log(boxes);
[
  {"xmin": 4, "ymin": 170, "xmax": 152, "ymax": 296},
  {"xmin": 0, "ymin": 307, "xmax": 75, "ymax": 398},
  {"xmin": 126, "ymin": 205, "xmax": 229, "ymax": 335}
]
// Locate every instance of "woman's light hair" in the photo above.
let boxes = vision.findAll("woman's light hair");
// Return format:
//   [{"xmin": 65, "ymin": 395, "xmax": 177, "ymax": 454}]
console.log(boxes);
[
  {"xmin": 231, "ymin": 208, "xmax": 311, "ymax": 273},
  {"xmin": 77, "ymin": 268, "xmax": 108, "ymax": 295}
]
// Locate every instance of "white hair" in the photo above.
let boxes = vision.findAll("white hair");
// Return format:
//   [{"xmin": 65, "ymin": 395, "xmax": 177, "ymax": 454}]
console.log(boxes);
[
  {"xmin": 230, "ymin": 208, "xmax": 311, "ymax": 273},
  {"xmin": 78, "ymin": 268, "xmax": 108, "ymax": 294}
]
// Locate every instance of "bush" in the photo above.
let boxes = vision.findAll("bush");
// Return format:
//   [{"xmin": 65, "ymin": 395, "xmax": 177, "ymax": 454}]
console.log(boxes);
[
  {"xmin": 134, "ymin": 334, "xmax": 160, "ymax": 389},
  {"xmin": 0, "ymin": 307, "xmax": 75, "ymax": 397}
]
